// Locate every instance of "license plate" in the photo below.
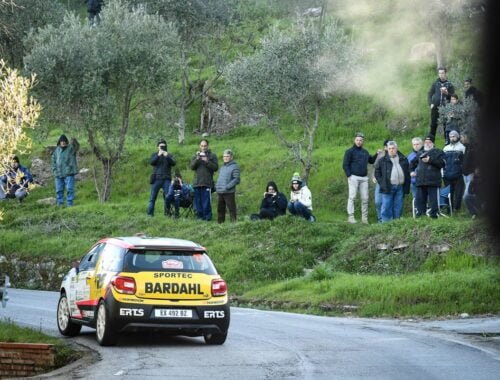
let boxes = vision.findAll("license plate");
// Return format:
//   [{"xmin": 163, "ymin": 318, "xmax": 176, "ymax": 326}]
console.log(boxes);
[{"xmin": 154, "ymin": 309, "xmax": 193, "ymax": 318}]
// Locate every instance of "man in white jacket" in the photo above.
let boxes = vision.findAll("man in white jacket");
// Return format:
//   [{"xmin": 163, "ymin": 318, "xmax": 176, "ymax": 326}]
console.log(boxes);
[{"xmin": 287, "ymin": 173, "xmax": 315, "ymax": 222}]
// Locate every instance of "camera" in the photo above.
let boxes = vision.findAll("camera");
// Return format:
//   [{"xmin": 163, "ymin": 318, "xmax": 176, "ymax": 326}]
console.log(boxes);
[
  {"xmin": 159, "ymin": 145, "xmax": 166, "ymax": 152},
  {"xmin": 199, "ymin": 152, "xmax": 206, "ymax": 157},
  {"xmin": 420, "ymin": 152, "xmax": 429, "ymax": 159}
]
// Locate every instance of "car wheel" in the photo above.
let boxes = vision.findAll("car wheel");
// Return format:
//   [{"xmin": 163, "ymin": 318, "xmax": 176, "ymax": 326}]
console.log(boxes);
[
  {"xmin": 203, "ymin": 331, "xmax": 227, "ymax": 345},
  {"xmin": 95, "ymin": 300, "xmax": 117, "ymax": 346},
  {"xmin": 57, "ymin": 293, "xmax": 81, "ymax": 337}
]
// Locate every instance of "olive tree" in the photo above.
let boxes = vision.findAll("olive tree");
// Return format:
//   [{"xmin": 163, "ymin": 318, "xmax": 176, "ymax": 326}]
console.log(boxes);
[
  {"xmin": 0, "ymin": 0, "xmax": 65, "ymax": 69},
  {"xmin": 0, "ymin": 60, "xmax": 40, "ymax": 219},
  {"xmin": 226, "ymin": 20, "xmax": 357, "ymax": 180},
  {"xmin": 24, "ymin": 0, "xmax": 179, "ymax": 202}
]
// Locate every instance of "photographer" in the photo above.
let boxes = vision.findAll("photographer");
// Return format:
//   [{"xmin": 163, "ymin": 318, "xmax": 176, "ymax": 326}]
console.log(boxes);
[
  {"xmin": 165, "ymin": 175, "xmax": 192, "ymax": 218},
  {"xmin": 147, "ymin": 139, "xmax": 176, "ymax": 217},
  {"xmin": 428, "ymin": 67, "xmax": 455, "ymax": 138},
  {"xmin": 254, "ymin": 181, "xmax": 287, "ymax": 220},
  {"xmin": 190, "ymin": 139, "xmax": 218, "ymax": 221}
]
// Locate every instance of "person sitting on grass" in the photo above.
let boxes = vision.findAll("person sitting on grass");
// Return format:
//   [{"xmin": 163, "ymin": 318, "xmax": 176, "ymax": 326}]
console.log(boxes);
[
  {"xmin": 287, "ymin": 173, "xmax": 315, "ymax": 222},
  {"xmin": 251, "ymin": 181, "xmax": 287, "ymax": 221},
  {"xmin": 0, "ymin": 156, "xmax": 33, "ymax": 202}
]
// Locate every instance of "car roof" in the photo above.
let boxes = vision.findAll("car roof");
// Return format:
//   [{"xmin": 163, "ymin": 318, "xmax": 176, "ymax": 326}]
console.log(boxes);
[{"xmin": 100, "ymin": 236, "xmax": 205, "ymax": 251}]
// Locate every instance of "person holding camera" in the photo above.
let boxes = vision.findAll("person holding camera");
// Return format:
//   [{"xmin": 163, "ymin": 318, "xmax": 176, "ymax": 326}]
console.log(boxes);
[
  {"xmin": 147, "ymin": 139, "xmax": 176, "ymax": 217},
  {"xmin": 254, "ymin": 181, "xmax": 287, "ymax": 220},
  {"xmin": 428, "ymin": 67, "xmax": 455, "ymax": 139},
  {"xmin": 190, "ymin": 139, "xmax": 218, "ymax": 221},
  {"xmin": 165, "ymin": 175, "xmax": 192, "ymax": 218},
  {"xmin": 411, "ymin": 135, "xmax": 446, "ymax": 219}
]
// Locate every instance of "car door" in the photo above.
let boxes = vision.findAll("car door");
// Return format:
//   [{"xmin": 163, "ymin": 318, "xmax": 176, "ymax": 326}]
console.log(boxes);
[{"xmin": 73, "ymin": 243, "xmax": 104, "ymax": 319}]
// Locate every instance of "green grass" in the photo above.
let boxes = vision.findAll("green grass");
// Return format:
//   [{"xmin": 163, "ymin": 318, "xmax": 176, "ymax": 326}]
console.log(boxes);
[{"xmin": 0, "ymin": 320, "xmax": 81, "ymax": 368}]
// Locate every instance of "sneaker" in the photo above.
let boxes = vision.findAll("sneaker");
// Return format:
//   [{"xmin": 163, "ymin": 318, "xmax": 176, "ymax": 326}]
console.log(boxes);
[
  {"xmin": 348, "ymin": 216, "xmax": 357, "ymax": 224},
  {"xmin": 309, "ymin": 215, "xmax": 316, "ymax": 222}
]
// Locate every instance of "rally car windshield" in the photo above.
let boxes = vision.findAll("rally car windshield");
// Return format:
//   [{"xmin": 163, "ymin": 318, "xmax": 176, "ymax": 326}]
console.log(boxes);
[{"xmin": 123, "ymin": 250, "xmax": 217, "ymax": 275}]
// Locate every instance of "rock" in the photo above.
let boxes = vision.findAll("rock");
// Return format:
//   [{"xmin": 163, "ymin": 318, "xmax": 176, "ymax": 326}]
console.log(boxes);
[
  {"xmin": 303, "ymin": 7, "xmax": 322, "ymax": 17},
  {"xmin": 76, "ymin": 168, "xmax": 90, "ymax": 181},
  {"xmin": 37, "ymin": 197, "xmax": 57, "ymax": 206},
  {"xmin": 377, "ymin": 244, "xmax": 391, "ymax": 250},
  {"xmin": 393, "ymin": 243, "xmax": 409, "ymax": 250},
  {"xmin": 410, "ymin": 42, "xmax": 436, "ymax": 62},
  {"xmin": 433, "ymin": 244, "xmax": 451, "ymax": 253},
  {"xmin": 30, "ymin": 158, "xmax": 52, "ymax": 185}
]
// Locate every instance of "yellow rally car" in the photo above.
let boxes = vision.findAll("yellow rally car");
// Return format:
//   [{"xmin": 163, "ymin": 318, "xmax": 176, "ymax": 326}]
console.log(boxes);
[{"xmin": 56, "ymin": 236, "xmax": 229, "ymax": 346}]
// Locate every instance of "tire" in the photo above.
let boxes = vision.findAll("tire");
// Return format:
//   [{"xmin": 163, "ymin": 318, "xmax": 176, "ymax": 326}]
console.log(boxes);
[
  {"xmin": 203, "ymin": 331, "xmax": 227, "ymax": 345},
  {"xmin": 95, "ymin": 300, "xmax": 117, "ymax": 346},
  {"xmin": 57, "ymin": 293, "xmax": 82, "ymax": 337}
]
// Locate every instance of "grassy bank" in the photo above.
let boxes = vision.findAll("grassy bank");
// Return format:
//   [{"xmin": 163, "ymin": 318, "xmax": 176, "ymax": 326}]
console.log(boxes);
[{"xmin": 0, "ymin": 320, "xmax": 80, "ymax": 368}]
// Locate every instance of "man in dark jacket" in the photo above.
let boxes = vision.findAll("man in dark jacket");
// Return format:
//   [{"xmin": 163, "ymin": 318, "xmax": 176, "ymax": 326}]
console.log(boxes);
[
  {"xmin": 411, "ymin": 136, "xmax": 446, "ymax": 218},
  {"xmin": 428, "ymin": 67, "xmax": 455, "ymax": 138},
  {"xmin": 147, "ymin": 139, "xmax": 176, "ymax": 216},
  {"xmin": 215, "ymin": 149, "xmax": 240, "ymax": 223},
  {"xmin": 190, "ymin": 139, "xmax": 218, "ymax": 221},
  {"xmin": 343, "ymin": 132, "xmax": 377, "ymax": 224},
  {"xmin": 51, "ymin": 134, "xmax": 79, "ymax": 206},
  {"xmin": 259, "ymin": 181, "xmax": 287, "ymax": 220},
  {"xmin": 464, "ymin": 78, "xmax": 482, "ymax": 107},
  {"xmin": 374, "ymin": 141, "xmax": 410, "ymax": 223},
  {"xmin": 85, "ymin": 0, "xmax": 103, "ymax": 26}
]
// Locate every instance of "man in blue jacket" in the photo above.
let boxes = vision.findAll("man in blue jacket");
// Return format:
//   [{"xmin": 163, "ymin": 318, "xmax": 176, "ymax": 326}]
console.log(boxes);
[
  {"xmin": 343, "ymin": 133, "xmax": 377, "ymax": 224},
  {"xmin": 215, "ymin": 149, "xmax": 240, "ymax": 223}
]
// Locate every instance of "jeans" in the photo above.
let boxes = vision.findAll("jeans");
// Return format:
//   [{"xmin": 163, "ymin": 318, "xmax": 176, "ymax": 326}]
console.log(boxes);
[
  {"xmin": 380, "ymin": 184, "xmax": 404, "ymax": 223},
  {"xmin": 416, "ymin": 186, "xmax": 439, "ymax": 218},
  {"xmin": 147, "ymin": 178, "xmax": 170, "ymax": 216},
  {"xmin": 374, "ymin": 183, "xmax": 382, "ymax": 223},
  {"xmin": 347, "ymin": 175, "xmax": 369, "ymax": 220},
  {"xmin": 463, "ymin": 174, "xmax": 473, "ymax": 199},
  {"xmin": 194, "ymin": 187, "xmax": 212, "ymax": 220},
  {"xmin": 55, "ymin": 176, "xmax": 75, "ymax": 206},
  {"xmin": 287, "ymin": 201, "xmax": 312, "ymax": 220}
]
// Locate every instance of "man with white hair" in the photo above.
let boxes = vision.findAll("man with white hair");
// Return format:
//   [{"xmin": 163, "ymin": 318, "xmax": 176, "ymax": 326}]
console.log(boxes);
[{"xmin": 374, "ymin": 141, "xmax": 411, "ymax": 223}]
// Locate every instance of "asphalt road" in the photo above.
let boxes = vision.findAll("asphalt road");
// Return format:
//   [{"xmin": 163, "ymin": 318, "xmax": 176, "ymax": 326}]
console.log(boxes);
[{"xmin": 1, "ymin": 288, "xmax": 499, "ymax": 379}]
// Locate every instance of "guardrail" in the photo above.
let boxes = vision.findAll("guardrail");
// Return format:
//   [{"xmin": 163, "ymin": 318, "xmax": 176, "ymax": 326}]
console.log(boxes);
[{"xmin": 0, "ymin": 274, "xmax": 10, "ymax": 308}]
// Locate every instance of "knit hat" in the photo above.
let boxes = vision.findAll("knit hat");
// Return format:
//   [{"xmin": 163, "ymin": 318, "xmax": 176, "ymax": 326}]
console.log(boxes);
[
  {"xmin": 158, "ymin": 138, "xmax": 167, "ymax": 146},
  {"xmin": 223, "ymin": 149, "xmax": 233, "ymax": 156},
  {"xmin": 424, "ymin": 135, "xmax": 435, "ymax": 143},
  {"xmin": 449, "ymin": 130, "xmax": 460, "ymax": 138},
  {"xmin": 291, "ymin": 172, "xmax": 302, "ymax": 184},
  {"xmin": 12, "ymin": 156, "xmax": 19, "ymax": 163},
  {"xmin": 355, "ymin": 132, "xmax": 365, "ymax": 138},
  {"xmin": 57, "ymin": 134, "xmax": 69, "ymax": 145}
]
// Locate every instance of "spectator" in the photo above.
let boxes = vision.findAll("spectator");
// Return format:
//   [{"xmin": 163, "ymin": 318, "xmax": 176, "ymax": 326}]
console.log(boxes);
[
  {"xmin": 461, "ymin": 131, "xmax": 477, "ymax": 199},
  {"xmin": 51, "ymin": 134, "xmax": 80, "ymax": 206},
  {"xmin": 412, "ymin": 135, "xmax": 446, "ymax": 219},
  {"xmin": 428, "ymin": 67, "xmax": 455, "ymax": 139},
  {"xmin": 464, "ymin": 78, "xmax": 482, "ymax": 107},
  {"xmin": 442, "ymin": 94, "xmax": 463, "ymax": 145},
  {"xmin": 463, "ymin": 168, "xmax": 482, "ymax": 218},
  {"xmin": 165, "ymin": 175, "xmax": 192, "ymax": 218},
  {"xmin": 342, "ymin": 132, "xmax": 377, "ymax": 224},
  {"xmin": 85, "ymin": 0, "xmax": 103, "ymax": 26},
  {"xmin": 443, "ymin": 130, "xmax": 466, "ymax": 211},
  {"xmin": 408, "ymin": 137, "xmax": 424, "ymax": 198},
  {"xmin": 252, "ymin": 181, "xmax": 287, "ymax": 220},
  {"xmin": 288, "ymin": 173, "xmax": 315, "ymax": 222},
  {"xmin": 190, "ymin": 139, "xmax": 218, "ymax": 221},
  {"xmin": 0, "ymin": 156, "xmax": 33, "ymax": 202},
  {"xmin": 215, "ymin": 149, "xmax": 240, "ymax": 223},
  {"xmin": 147, "ymin": 139, "xmax": 176, "ymax": 217},
  {"xmin": 372, "ymin": 140, "xmax": 388, "ymax": 223},
  {"xmin": 374, "ymin": 141, "xmax": 410, "ymax": 223}
]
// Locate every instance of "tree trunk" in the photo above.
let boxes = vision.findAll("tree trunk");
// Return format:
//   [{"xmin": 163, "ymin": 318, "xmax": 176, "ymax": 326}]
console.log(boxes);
[
  {"xmin": 99, "ymin": 158, "xmax": 113, "ymax": 203},
  {"xmin": 177, "ymin": 106, "xmax": 186, "ymax": 144}
]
